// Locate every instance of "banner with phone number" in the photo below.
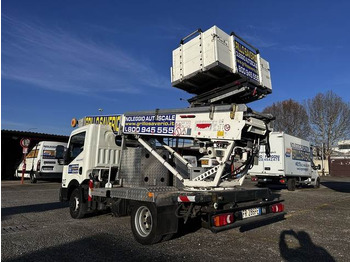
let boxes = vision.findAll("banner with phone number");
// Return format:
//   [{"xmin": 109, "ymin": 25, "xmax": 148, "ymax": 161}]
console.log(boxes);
[
  {"xmin": 235, "ymin": 40, "xmax": 259, "ymax": 83},
  {"xmin": 123, "ymin": 114, "xmax": 176, "ymax": 135}
]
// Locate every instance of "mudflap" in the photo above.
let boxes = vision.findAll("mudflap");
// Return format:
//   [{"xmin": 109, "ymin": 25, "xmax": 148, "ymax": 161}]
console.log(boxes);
[
  {"xmin": 155, "ymin": 205, "xmax": 178, "ymax": 236},
  {"xmin": 59, "ymin": 187, "xmax": 69, "ymax": 202}
]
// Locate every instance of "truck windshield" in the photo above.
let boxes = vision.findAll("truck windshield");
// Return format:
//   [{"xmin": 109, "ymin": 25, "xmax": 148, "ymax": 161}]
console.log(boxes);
[
  {"xmin": 43, "ymin": 149, "xmax": 56, "ymax": 159},
  {"xmin": 67, "ymin": 132, "xmax": 86, "ymax": 163}
]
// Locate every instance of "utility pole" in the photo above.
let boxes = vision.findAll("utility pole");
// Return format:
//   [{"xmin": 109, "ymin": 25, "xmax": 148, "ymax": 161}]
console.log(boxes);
[{"xmin": 321, "ymin": 142, "xmax": 325, "ymax": 176}]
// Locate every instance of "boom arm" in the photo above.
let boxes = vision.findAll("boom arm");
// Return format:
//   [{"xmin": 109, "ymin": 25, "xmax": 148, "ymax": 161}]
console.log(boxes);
[{"xmin": 78, "ymin": 103, "xmax": 272, "ymax": 190}]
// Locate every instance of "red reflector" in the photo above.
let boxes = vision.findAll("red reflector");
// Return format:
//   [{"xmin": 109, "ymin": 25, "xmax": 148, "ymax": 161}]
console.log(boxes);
[
  {"xmin": 180, "ymin": 115, "xmax": 196, "ymax": 118},
  {"xmin": 37, "ymin": 160, "xmax": 41, "ymax": 171},
  {"xmin": 279, "ymin": 179, "xmax": 286, "ymax": 184},
  {"xmin": 271, "ymin": 203, "xmax": 284, "ymax": 213},
  {"xmin": 213, "ymin": 213, "xmax": 234, "ymax": 227}
]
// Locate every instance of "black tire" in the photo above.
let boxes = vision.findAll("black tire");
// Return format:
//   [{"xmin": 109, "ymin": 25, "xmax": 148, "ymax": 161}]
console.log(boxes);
[
  {"xmin": 130, "ymin": 202, "xmax": 162, "ymax": 245},
  {"xmin": 287, "ymin": 178, "xmax": 296, "ymax": 191},
  {"xmin": 69, "ymin": 188, "xmax": 87, "ymax": 219},
  {"xmin": 30, "ymin": 172, "xmax": 37, "ymax": 184},
  {"xmin": 314, "ymin": 177, "xmax": 320, "ymax": 189},
  {"xmin": 162, "ymin": 233, "xmax": 175, "ymax": 242}
]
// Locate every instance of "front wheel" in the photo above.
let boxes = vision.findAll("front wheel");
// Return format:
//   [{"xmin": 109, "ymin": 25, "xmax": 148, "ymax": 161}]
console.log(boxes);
[
  {"xmin": 314, "ymin": 177, "xmax": 320, "ymax": 189},
  {"xmin": 69, "ymin": 188, "xmax": 87, "ymax": 219},
  {"xmin": 287, "ymin": 178, "xmax": 296, "ymax": 191},
  {"xmin": 131, "ymin": 202, "xmax": 162, "ymax": 245}
]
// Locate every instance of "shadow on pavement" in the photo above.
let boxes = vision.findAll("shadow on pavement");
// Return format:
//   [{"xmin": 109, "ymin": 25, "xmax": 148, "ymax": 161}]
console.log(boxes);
[
  {"xmin": 279, "ymin": 230, "xmax": 335, "ymax": 262},
  {"xmin": 321, "ymin": 181, "xmax": 350, "ymax": 193},
  {"xmin": 254, "ymin": 183, "xmax": 285, "ymax": 192},
  {"xmin": 3, "ymin": 233, "xmax": 185, "ymax": 262},
  {"xmin": 239, "ymin": 213, "xmax": 285, "ymax": 233},
  {"xmin": 2, "ymin": 202, "xmax": 69, "ymax": 220}
]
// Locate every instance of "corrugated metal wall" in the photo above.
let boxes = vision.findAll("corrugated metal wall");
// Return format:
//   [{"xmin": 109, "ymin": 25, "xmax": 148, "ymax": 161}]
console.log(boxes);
[{"xmin": 329, "ymin": 156, "xmax": 350, "ymax": 177}]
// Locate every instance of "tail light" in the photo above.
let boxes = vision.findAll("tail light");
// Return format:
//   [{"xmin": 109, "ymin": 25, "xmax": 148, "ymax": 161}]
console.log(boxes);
[
  {"xmin": 37, "ymin": 160, "xmax": 41, "ymax": 171},
  {"xmin": 213, "ymin": 213, "xmax": 234, "ymax": 227},
  {"xmin": 279, "ymin": 178, "xmax": 286, "ymax": 184},
  {"xmin": 271, "ymin": 203, "xmax": 284, "ymax": 213},
  {"xmin": 251, "ymin": 177, "xmax": 258, "ymax": 181}
]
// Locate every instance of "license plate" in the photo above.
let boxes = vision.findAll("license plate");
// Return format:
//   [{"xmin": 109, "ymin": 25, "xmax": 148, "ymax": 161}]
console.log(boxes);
[
  {"xmin": 42, "ymin": 166, "xmax": 53, "ymax": 171},
  {"xmin": 241, "ymin": 207, "xmax": 261, "ymax": 219}
]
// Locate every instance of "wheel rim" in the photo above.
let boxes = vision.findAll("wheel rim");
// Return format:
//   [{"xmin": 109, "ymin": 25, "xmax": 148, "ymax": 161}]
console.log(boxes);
[
  {"xmin": 74, "ymin": 197, "xmax": 80, "ymax": 211},
  {"xmin": 135, "ymin": 206, "xmax": 152, "ymax": 237}
]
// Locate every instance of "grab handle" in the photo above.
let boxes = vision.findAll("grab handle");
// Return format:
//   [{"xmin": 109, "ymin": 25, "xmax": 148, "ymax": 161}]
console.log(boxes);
[{"xmin": 180, "ymin": 28, "xmax": 202, "ymax": 45}]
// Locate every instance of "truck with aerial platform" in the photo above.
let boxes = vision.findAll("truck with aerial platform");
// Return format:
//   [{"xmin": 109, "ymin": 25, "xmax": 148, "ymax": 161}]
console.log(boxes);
[{"xmin": 59, "ymin": 26, "xmax": 285, "ymax": 245}]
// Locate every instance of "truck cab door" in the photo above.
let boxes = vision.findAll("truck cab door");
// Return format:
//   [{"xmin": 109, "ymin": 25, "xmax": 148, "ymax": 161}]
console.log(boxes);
[{"xmin": 62, "ymin": 131, "xmax": 86, "ymax": 184}]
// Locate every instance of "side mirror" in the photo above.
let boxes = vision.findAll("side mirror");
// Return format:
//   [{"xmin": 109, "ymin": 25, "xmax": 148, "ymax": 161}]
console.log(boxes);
[{"xmin": 318, "ymin": 164, "xmax": 321, "ymax": 170}]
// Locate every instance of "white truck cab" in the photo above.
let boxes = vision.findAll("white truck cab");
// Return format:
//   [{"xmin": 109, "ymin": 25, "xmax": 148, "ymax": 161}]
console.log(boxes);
[
  {"xmin": 61, "ymin": 124, "xmax": 120, "ymax": 191},
  {"xmin": 15, "ymin": 141, "xmax": 68, "ymax": 183}
]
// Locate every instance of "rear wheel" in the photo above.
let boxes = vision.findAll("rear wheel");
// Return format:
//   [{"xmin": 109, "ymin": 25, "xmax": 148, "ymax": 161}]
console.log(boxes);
[
  {"xmin": 131, "ymin": 202, "xmax": 162, "ymax": 245},
  {"xmin": 30, "ymin": 172, "xmax": 37, "ymax": 183},
  {"xmin": 69, "ymin": 188, "xmax": 87, "ymax": 219},
  {"xmin": 162, "ymin": 233, "xmax": 175, "ymax": 242},
  {"xmin": 287, "ymin": 178, "xmax": 296, "ymax": 191}
]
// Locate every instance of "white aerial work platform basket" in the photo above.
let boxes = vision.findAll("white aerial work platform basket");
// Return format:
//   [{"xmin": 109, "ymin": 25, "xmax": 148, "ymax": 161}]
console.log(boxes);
[{"xmin": 171, "ymin": 26, "xmax": 272, "ymax": 104}]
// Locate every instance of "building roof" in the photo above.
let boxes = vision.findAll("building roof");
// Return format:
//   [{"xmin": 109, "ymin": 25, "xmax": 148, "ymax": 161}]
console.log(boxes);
[{"xmin": 1, "ymin": 129, "xmax": 68, "ymax": 138}]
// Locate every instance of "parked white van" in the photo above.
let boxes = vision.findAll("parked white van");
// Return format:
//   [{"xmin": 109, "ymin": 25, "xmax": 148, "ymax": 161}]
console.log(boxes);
[{"xmin": 15, "ymin": 141, "xmax": 68, "ymax": 183}]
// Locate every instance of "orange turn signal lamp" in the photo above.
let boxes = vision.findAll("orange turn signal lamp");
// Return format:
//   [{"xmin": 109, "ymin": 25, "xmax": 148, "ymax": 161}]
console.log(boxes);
[
  {"xmin": 213, "ymin": 213, "xmax": 234, "ymax": 227},
  {"xmin": 148, "ymin": 192, "xmax": 154, "ymax": 198},
  {"xmin": 71, "ymin": 118, "xmax": 78, "ymax": 127}
]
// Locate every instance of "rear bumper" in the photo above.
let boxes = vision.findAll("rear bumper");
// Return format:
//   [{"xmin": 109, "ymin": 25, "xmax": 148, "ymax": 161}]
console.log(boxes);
[
  {"xmin": 15, "ymin": 171, "xmax": 62, "ymax": 180},
  {"xmin": 210, "ymin": 212, "xmax": 286, "ymax": 233},
  {"xmin": 207, "ymin": 198, "xmax": 285, "ymax": 233},
  {"xmin": 252, "ymin": 176, "xmax": 286, "ymax": 184},
  {"xmin": 35, "ymin": 172, "xmax": 62, "ymax": 179}
]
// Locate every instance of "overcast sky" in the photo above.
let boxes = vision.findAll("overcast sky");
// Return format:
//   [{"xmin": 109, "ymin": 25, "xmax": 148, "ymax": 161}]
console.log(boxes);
[{"xmin": 2, "ymin": 0, "xmax": 350, "ymax": 135}]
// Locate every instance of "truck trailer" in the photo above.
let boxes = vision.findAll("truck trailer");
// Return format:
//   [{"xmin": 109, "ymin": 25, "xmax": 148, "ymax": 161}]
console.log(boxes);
[
  {"xmin": 249, "ymin": 132, "xmax": 320, "ymax": 191},
  {"xmin": 59, "ymin": 26, "xmax": 285, "ymax": 245}
]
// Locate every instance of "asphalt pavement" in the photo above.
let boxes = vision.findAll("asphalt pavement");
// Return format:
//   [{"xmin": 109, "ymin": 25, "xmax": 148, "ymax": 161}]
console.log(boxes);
[{"xmin": 2, "ymin": 177, "xmax": 350, "ymax": 262}]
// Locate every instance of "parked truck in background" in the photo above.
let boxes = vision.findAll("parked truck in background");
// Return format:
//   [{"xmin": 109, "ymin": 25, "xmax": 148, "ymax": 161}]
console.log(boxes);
[
  {"xmin": 15, "ymin": 141, "xmax": 67, "ymax": 183},
  {"xmin": 249, "ymin": 132, "xmax": 320, "ymax": 191},
  {"xmin": 59, "ymin": 26, "xmax": 286, "ymax": 245}
]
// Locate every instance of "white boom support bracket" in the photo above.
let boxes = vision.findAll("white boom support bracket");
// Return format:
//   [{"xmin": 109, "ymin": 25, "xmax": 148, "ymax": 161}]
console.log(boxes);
[{"xmin": 159, "ymin": 140, "xmax": 193, "ymax": 169}]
